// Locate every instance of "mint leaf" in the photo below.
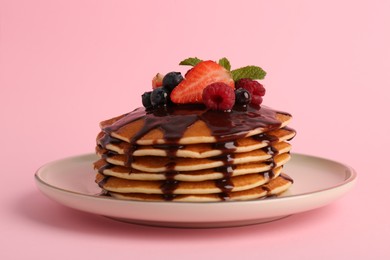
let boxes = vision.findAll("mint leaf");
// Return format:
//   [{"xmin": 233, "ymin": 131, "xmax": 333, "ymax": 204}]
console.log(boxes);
[
  {"xmin": 231, "ymin": 66, "xmax": 266, "ymax": 81},
  {"xmin": 218, "ymin": 57, "xmax": 231, "ymax": 71},
  {"xmin": 179, "ymin": 57, "xmax": 203, "ymax": 66}
]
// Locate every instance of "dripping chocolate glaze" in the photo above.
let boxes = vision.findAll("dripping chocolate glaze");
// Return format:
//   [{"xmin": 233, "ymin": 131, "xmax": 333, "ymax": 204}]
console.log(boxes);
[
  {"xmin": 101, "ymin": 104, "xmax": 291, "ymax": 201},
  {"xmin": 103, "ymin": 104, "xmax": 290, "ymax": 144}
]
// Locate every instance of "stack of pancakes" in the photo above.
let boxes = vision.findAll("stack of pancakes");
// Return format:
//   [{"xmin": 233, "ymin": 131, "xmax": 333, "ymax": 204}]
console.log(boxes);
[{"xmin": 94, "ymin": 104, "xmax": 296, "ymax": 202}]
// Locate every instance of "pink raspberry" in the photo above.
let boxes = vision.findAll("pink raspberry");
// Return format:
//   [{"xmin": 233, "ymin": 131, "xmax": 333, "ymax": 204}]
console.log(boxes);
[
  {"xmin": 202, "ymin": 82, "xmax": 235, "ymax": 111},
  {"xmin": 235, "ymin": 79, "xmax": 266, "ymax": 105}
]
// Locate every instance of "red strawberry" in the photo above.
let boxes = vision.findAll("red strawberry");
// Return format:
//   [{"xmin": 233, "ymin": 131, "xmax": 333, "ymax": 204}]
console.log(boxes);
[
  {"xmin": 170, "ymin": 61, "xmax": 234, "ymax": 104},
  {"xmin": 152, "ymin": 73, "xmax": 164, "ymax": 89}
]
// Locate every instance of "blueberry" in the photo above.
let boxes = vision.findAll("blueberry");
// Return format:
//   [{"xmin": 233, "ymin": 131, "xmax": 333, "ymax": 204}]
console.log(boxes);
[
  {"xmin": 142, "ymin": 91, "xmax": 153, "ymax": 108},
  {"xmin": 235, "ymin": 88, "xmax": 251, "ymax": 105},
  {"xmin": 151, "ymin": 87, "xmax": 169, "ymax": 107},
  {"xmin": 162, "ymin": 72, "xmax": 183, "ymax": 92}
]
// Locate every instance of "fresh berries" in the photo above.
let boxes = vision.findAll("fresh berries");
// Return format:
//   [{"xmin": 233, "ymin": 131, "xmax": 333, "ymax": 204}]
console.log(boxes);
[
  {"xmin": 234, "ymin": 88, "xmax": 251, "ymax": 105},
  {"xmin": 202, "ymin": 83, "xmax": 235, "ymax": 111},
  {"xmin": 152, "ymin": 73, "xmax": 164, "ymax": 89},
  {"xmin": 142, "ymin": 91, "xmax": 153, "ymax": 108},
  {"xmin": 170, "ymin": 61, "xmax": 235, "ymax": 104},
  {"xmin": 235, "ymin": 78, "xmax": 266, "ymax": 105},
  {"xmin": 162, "ymin": 72, "xmax": 183, "ymax": 92},
  {"xmin": 143, "ymin": 58, "xmax": 268, "ymax": 110},
  {"xmin": 150, "ymin": 87, "xmax": 169, "ymax": 107}
]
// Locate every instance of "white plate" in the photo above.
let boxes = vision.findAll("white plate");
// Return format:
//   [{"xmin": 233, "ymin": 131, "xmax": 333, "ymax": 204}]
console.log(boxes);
[{"xmin": 34, "ymin": 153, "xmax": 356, "ymax": 228}]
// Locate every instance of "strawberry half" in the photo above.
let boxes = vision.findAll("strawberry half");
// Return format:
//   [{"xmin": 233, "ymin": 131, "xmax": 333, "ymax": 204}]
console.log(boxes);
[{"xmin": 170, "ymin": 60, "xmax": 234, "ymax": 104}]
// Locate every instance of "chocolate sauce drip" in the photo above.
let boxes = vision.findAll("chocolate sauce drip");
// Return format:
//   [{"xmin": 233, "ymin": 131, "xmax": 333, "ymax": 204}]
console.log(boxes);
[
  {"xmin": 280, "ymin": 173, "xmax": 294, "ymax": 183},
  {"xmin": 214, "ymin": 160, "xmax": 235, "ymax": 201},
  {"xmin": 124, "ymin": 145, "xmax": 138, "ymax": 166},
  {"xmin": 159, "ymin": 162, "xmax": 180, "ymax": 200},
  {"xmin": 100, "ymin": 149, "xmax": 118, "ymax": 159},
  {"xmin": 262, "ymin": 170, "xmax": 275, "ymax": 180},
  {"xmin": 97, "ymin": 162, "xmax": 114, "ymax": 174},
  {"xmin": 265, "ymin": 158, "xmax": 276, "ymax": 169},
  {"xmin": 103, "ymin": 104, "xmax": 288, "ymax": 144},
  {"xmin": 153, "ymin": 144, "xmax": 184, "ymax": 158},
  {"xmin": 211, "ymin": 153, "xmax": 235, "ymax": 164},
  {"xmin": 98, "ymin": 133, "xmax": 122, "ymax": 147},
  {"xmin": 162, "ymin": 194, "xmax": 177, "ymax": 201},
  {"xmin": 160, "ymin": 180, "xmax": 179, "ymax": 200},
  {"xmin": 212, "ymin": 141, "xmax": 237, "ymax": 154},
  {"xmin": 99, "ymin": 104, "xmax": 291, "ymax": 200},
  {"xmin": 253, "ymin": 132, "xmax": 279, "ymax": 144},
  {"xmin": 215, "ymin": 178, "xmax": 234, "ymax": 201},
  {"xmin": 97, "ymin": 176, "xmax": 109, "ymax": 188},
  {"xmin": 262, "ymin": 145, "xmax": 279, "ymax": 156}
]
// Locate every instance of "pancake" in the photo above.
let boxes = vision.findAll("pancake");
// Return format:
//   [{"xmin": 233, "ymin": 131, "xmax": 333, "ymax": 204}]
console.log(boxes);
[
  {"xmin": 94, "ymin": 153, "xmax": 290, "ymax": 182},
  {"xmin": 97, "ymin": 127, "xmax": 296, "ymax": 158},
  {"xmin": 96, "ymin": 170, "xmax": 282, "ymax": 195},
  {"xmin": 107, "ymin": 174, "xmax": 293, "ymax": 202},
  {"xmin": 94, "ymin": 103, "xmax": 295, "ymax": 202},
  {"xmin": 96, "ymin": 141, "xmax": 291, "ymax": 171}
]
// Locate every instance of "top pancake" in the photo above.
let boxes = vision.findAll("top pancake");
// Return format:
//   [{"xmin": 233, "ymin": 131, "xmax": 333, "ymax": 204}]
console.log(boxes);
[{"xmin": 100, "ymin": 105, "xmax": 292, "ymax": 145}]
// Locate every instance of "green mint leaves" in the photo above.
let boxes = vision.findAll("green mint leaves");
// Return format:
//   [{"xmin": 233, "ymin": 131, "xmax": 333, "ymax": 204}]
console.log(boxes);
[
  {"xmin": 218, "ymin": 57, "xmax": 231, "ymax": 71},
  {"xmin": 179, "ymin": 57, "xmax": 202, "ymax": 66},
  {"xmin": 179, "ymin": 57, "xmax": 266, "ymax": 81},
  {"xmin": 231, "ymin": 66, "xmax": 266, "ymax": 81}
]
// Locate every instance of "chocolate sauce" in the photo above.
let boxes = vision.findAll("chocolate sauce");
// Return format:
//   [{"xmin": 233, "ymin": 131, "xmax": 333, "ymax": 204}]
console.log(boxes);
[
  {"xmin": 212, "ymin": 141, "xmax": 237, "ymax": 154},
  {"xmin": 153, "ymin": 144, "xmax": 185, "ymax": 158},
  {"xmin": 253, "ymin": 132, "xmax": 279, "ymax": 144},
  {"xmin": 160, "ymin": 180, "xmax": 179, "ymax": 199},
  {"xmin": 262, "ymin": 145, "xmax": 278, "ymax": 156},
  {"xmin": 97, "ymin": 176, "xmax": 109, "ymax": 189},
  {"xmin": 262, "ymin": 170, "xmax": 275, "ymax": 180},
  {"xmin": 280, "ymin": 173, "xmax": 294, "ymax": 183},
  {"xmin": 98, "ymin": 133, "xmax": 122, "ymax": 148},
  {"xmin": 97, "ymin": 162, "xmax": 114, "ymax": 174},
  {"xmin": 103, "ymin": 104, "xmax": 288, "ymax": 144},
  {"xmin": 215, "ymin": 165, "xmax": 235, "ymax": 201},
  {"xmin": 100, "ymin": 104, "xmax": 291, "ymax": 200}
]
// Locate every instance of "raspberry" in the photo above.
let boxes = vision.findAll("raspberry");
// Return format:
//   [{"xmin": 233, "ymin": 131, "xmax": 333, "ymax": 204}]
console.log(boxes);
[
  {"xmin": 202, "ymin": 82, "xmax": 235, "ymax": 111},
  {"xmin": 235, "ymin": 79, "xmax": 266, "ymax": 105}
]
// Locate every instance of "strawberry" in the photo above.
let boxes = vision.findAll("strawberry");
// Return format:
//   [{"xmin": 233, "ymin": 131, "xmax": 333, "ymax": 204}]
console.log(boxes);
[
  {"xmin": 152, "ymin": 73, "xmax": 164, "ymax": 89},
  {"xmin": 170, "ymin": 61, "xmax": 234, "ymax": 104}
]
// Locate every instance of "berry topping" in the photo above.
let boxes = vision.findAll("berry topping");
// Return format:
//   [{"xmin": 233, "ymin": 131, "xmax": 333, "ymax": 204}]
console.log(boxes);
[
  {"xmin": 152, "ymin": 73, "xmax": 164, "ymax": 89},
  {"xmin": 202, "ymin": 82, "xmax": 235, "ymax": 111},
  {"xmin": 234, "ymin": 88, "xmax": 251, "ymax": 105},
  {"xmin": 142, "ymin": 91, "xmax": 153, "ymax": 108},
  {"xmin": 170, "ymin": 61, "xmax": 234, "ymax": 104},
  {"xmin": 162, "ymin": 72, "xmax": 183, "ymax": 92},
  {"xmin": 235, "ymin": 78, "xmax": 266, "ymax": 105},
  {"xmin": 151, "ymin": 87, "xmax": 169, "ymax": 107}
]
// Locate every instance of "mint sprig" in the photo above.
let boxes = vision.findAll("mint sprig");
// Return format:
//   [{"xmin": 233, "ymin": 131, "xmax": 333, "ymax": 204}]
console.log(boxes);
[
  {"xmin": 218, "ymin": 57, "xmax": 231, "ymax": 71},
  {"xmin": 179, "ymin": 57, "xmax": 202, "ymax": 66},
  {"xmin": 231, "ymin": 66, "xmax": 266, "ymax": 81}
]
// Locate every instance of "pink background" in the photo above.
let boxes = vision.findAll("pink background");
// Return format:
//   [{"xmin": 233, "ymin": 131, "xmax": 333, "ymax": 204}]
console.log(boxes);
[{"xmin": 1, "ymin": 0, "xmax": 389, "ymax": 258}]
